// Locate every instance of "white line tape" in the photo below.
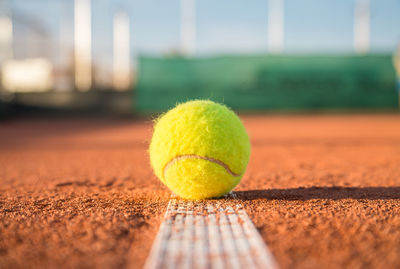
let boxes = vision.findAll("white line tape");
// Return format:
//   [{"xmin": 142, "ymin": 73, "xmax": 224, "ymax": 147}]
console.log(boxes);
[
  {"xmin": 207, "ymin": 204, "xmax": 225, "ymax": 269},
  {"xmin": 181, "ymin": 201, "xmax": 194, "ymax": 269},
  {"xmin": 193, "ymin": 203, "xmax": 208, "ymax": 269},
  {"xmin": 165, "ymin": 202, "xmax": 185, "ymax": 269},
  {"xmin": 236, "ymin": 205, "xmax": 279, "ymax": 269},
  {"xmin": 144, "ymin": 196, "xmax": 278, "ymax": 269},
  {"xmin": 226, "ymin": 206, "xmax": 257, "ymax": 268},
  {"xmin": 217, "ymin": 206, "xmax": 242, "ymax": 269},
  {"xmin": 143, "ymin": 200, "xmax": 174, "ymax": 269}
]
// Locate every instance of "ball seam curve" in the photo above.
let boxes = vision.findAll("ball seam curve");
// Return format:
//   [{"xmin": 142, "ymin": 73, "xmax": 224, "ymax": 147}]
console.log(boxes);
[{"xmin": 163, "ymin": 154, "xmax": 242, "ymax": 179}]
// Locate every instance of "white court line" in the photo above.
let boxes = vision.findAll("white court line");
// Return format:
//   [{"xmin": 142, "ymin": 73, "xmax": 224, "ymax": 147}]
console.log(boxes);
[
  {"xmin": 217, "ymin": 206, "xmax": 241, "ymax": 269},
  {"xmin": 181, "ymin": 201, "xmax": 194, "ymax": 269},
  {"xmin": 143, "ymin": 199, "xmax": 175, "ymax": 269},
  {"xmin": 165, "ymin": 201, "xmax": 185, "ymax": 269},
  {"xmin": 193, "ymin": 203, "xmax": 208, "ymax": 269},
  {"xmin": 226, "ymin": 206, "xmax": 257, "ymax": 268},
  {"xmin": 236, "ymin": 205, "xmax": 279, "ymax": 269},
  {"xmin": 207, "ymin": 204, "xmax": 225, "ymax": 269},
  {"xmin": 144, "ymin": 195, "xmax": 278, "ymax": 269}
]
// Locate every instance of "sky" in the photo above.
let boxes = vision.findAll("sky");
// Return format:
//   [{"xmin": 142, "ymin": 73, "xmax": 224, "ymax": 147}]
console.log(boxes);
[{"xmin": 8, "ymin": 0, "xmax": 400, "ymax": 70}]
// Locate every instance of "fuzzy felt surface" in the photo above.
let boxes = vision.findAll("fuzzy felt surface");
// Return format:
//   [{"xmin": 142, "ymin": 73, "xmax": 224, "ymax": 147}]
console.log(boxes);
[{"xmin": 149, "ymin": 100, "xmax": 251, "ymax": 199}]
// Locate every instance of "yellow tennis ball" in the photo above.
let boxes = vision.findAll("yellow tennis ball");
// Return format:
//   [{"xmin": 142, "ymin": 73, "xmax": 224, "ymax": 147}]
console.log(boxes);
[{"xmin": 149, "ymin": 100, "xmax": 251, "ymax": 200}]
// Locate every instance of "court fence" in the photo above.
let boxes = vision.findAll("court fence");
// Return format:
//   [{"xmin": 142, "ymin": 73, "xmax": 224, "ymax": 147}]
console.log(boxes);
[{"xmin": 135, "ymin": 54, "xmax": 397, "ymax": 113}]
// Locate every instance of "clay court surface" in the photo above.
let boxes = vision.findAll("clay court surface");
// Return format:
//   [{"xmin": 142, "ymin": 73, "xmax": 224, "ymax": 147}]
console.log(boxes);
[{"xmin": 1, "ymin": 114, "xmax": 400, "ymax": 269}]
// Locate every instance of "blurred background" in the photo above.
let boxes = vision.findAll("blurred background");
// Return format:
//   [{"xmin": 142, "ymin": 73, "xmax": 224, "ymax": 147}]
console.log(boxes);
[{"xmin": 1, "ymin": 0, "xmax": 400, "ymax": 117}]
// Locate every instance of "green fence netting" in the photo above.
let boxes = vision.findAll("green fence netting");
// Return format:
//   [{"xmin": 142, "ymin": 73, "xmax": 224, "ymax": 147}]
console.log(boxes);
[{"xmin": 135, "ymin": 54, "xmax": 398, "ymax": 113}]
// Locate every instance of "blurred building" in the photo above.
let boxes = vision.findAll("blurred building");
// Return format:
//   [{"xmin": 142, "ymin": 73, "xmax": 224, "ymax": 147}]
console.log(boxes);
[
  {"xmin": 113, "ymin": 11, "xmax": 131, "ymax": 91},
  {"xmin": 2, "ymin": 58, "xmax": 53, "ymax": 92},
  {"xmin": 0, "ymin": 0, "xmax": 55, "ymax": 93},
  {"xmin": 74, "ymin": 0, "xmax": 92, "ymax": 91}
]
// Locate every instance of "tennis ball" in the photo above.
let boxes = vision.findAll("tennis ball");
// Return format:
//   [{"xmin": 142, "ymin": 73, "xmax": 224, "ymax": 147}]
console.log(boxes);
[{"xmin": 149, "ymin": 100, "xmax": 250, "ymax": 200}]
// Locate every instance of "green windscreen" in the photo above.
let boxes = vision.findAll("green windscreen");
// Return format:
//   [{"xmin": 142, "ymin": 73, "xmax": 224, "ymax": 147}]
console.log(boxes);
[{"xmin": 135, "ymin": 54, "xmax": 397, "ymax": 113}]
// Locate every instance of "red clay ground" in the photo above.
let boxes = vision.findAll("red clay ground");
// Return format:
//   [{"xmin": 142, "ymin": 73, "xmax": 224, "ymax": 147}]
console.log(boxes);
[{"xmin": 1, "ymin": 114, "xmax": 400, "ymax": 269}]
